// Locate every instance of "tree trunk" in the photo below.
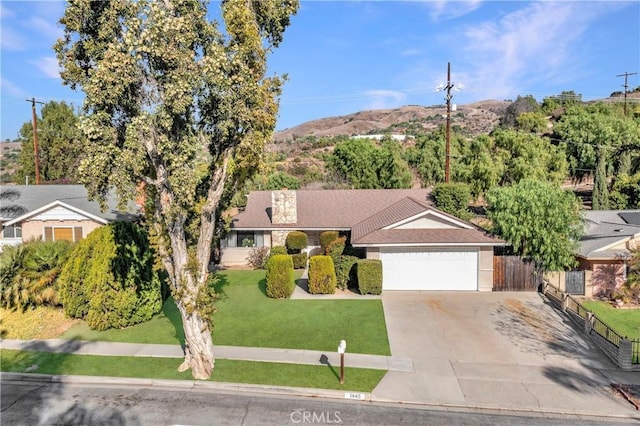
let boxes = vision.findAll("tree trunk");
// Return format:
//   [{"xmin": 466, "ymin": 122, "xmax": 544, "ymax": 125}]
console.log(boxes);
[{"xmin": 177, "ymin": 305, "xmax": 215, "ymax": 379}]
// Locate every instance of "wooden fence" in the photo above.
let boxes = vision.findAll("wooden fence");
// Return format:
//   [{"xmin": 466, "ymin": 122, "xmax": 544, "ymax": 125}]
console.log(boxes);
[{"xmin": 493, "ymin": 255, "xmax": 541, "ymax": 291}]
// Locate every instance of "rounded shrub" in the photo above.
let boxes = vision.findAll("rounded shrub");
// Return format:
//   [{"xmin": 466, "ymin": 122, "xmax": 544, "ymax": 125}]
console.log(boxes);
[
  {"xmin": 292, "ymin": 252, "xmax": 308, "ymax": 269},
  {"xmin": 320, "ymin": 231, "xmax": 339, "ymax": 254},
  {"xmin": 265, "ymin": 254, "xmax": 295, "ymax": 299},
  {"xmin": 357, "ymin": 259, "xmax": 382, "ymax": 295},
  {"xmin": 335, "ymin": 255, "xmax": 359, "ymax": 290},
  {"xmin": 57, "ymin": 222, "xmax": 162, "ymax": 330},
  {"xmin": 269, "ymin": 245, "xmax": 288, "ymax": 257},
  {"xmin": 308, "ymin": 255, "xmax": 337, "ymax": 294},
  {"xmin": 285, "ymin": 231, "xmax": 308, "ymax": 252}
]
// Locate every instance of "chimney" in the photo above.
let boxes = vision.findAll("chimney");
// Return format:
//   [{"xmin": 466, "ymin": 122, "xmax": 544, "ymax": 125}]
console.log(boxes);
[{"xmin": 271, "ymin": 189, "xmax": 297, "ymax": 224}]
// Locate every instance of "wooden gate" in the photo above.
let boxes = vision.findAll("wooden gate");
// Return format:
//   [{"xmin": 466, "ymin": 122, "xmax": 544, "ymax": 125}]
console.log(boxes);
[
  {"xmin": 493, "ymin": 255, "xmax": 540, "ymax": 291},
  {"xmin": 565, "ymin": 270, "xmax": 585, "ymax": 295}
]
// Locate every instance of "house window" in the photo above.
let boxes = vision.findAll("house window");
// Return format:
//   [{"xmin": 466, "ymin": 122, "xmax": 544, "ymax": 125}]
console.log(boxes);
[
  {"xmin": 226, "ymin": 231, "xmax": 264, "ymax": 248},
  {"xmin": 2, "ymin": 225, "xmax": 21, "ymax": 239},
  {"xmin": 44, "ymin": 226, "xmax": 83, "ymax": 242}
]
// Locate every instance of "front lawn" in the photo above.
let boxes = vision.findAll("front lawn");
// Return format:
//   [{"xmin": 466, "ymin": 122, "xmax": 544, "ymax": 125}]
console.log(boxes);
[
  {"xmin": 212, "ymin": 270, "xmax": 390, "ymax": 355},
  {"xmin": 61, "ymin": 270, "xmax": 391, "ymax": 356},
  {"xmin": 581, "ymin": 300, "xmax": 640, "ymax": 339},
  {"xmin": 61, "ymin": 297, "xmax": 184, "ymax": 344},
  {"xmin": 0, "ymin": 349, "xmax": 385, "ymax": 392}
]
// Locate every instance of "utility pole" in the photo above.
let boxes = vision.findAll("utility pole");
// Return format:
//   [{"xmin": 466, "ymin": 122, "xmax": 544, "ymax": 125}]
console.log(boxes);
[
  {"xmin": 444, "ymin": 62, "xmax": 453, "ymax": 183},
  {"xmin": 26, "ymin": 98, "xmax": 45, "ymax": 184},
  {"xmin": 616, "ymin": 71, "xmax": 637, "ymax": 115}
]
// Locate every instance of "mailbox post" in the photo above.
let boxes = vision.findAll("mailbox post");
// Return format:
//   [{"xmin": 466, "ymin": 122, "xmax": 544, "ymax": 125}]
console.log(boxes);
[{"xmin": 337, "ymin": 340, "xmax": 346, "ymax": 384}]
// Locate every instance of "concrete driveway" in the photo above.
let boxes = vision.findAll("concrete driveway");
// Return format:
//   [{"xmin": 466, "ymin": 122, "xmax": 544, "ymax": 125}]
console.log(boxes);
[{"xmin": 372, "ymin": 291, "xmax": 640, "ymax": 417}]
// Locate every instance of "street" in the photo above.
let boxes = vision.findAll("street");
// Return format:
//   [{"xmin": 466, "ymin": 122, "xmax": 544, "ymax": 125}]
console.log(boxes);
[{"xmin": 1, "ymin": 380, "xmax": 633, "ymax": 426}]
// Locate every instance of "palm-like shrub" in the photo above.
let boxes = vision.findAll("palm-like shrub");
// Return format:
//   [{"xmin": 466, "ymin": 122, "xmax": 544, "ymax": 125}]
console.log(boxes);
[{"xmin": 0, "ymin": 240, "xmax": 71, "ymax": 310}]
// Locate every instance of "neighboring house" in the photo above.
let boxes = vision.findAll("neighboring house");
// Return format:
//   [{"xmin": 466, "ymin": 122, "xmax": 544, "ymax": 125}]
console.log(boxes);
[
  {"xmin": 577, "ymin": 209, "xmax": 640, "ymax": 297},
  {"xmin": 221, "ymin": 189, "xmax": 505, "ymax": 291},
  {"xmin": 0, "ymin": 185, "xmax": 139, "ymax": 249}
]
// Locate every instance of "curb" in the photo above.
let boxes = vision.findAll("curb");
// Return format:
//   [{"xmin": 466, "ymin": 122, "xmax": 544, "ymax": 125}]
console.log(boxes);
[{"xmin": 2, "ymin": 372, "xmax": 638, "ymax": 421}]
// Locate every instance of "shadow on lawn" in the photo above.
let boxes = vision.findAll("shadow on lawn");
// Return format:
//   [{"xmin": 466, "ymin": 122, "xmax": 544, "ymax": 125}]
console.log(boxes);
[
  {"xmin": 258, "ymin": 278, "xmax": 268, "ymax": 297},
  {"xmin": 211, "ymin": 273, "xmax": 231, "ymax": 300},
  {"xmin": 4, "ymin": 340, "xmax": 137, "ymax": 425},
  {"xmin": 319, "ymin": 354, "xmax": 340, "ymax": 382}
]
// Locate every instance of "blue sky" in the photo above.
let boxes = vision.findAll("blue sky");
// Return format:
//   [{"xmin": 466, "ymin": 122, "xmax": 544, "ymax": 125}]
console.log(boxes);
[{"xmin": 1, "ymin": 1, "xmax": 639, "ymax": 141}]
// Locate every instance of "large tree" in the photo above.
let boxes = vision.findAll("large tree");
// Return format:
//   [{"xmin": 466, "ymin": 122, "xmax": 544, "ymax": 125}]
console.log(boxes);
[
  {"xmin": 16, "ymin": 101, "xmax": 84, "ymax": 184},
  {"xmin": 55, "ymin": 0, "xmax": 298, "ymax": 379},
  {"xmin": 487, "ymin": 179, "xmax": 583, "ymax": 271}
]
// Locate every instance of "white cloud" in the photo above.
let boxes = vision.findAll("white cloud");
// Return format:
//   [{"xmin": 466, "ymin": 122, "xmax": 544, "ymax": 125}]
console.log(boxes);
[
  {"xmin": 457, "ymin": 2, "xmax": 611, "ymax": 99},
  {"xmin": 1, "ymin": 77, "xmax": 27, "ymax": 98},
  {"xmin": 400, "ymin": 48, "xmax": 422, "ymax": 57},
  {"xmin": 362, "ymin": 90, "xmax": 408, "ymax": 110},
  {"xmin": 0, "ymin": 3, "xmax": 15, "ymax": 19},
  {"xmin": 429, "ymin": 0, "xmax": 482, "ymax": 22},
  {"xmin": 33, "ymin": 56, "xmax": 61, "ymax": 79},
  {"xmin": 1, "ymin": 26, "xmax": 28, "ymax": 51},
  {"xmin": 29, "ymin": 16, "xmax": 63, "ymax": 40}
]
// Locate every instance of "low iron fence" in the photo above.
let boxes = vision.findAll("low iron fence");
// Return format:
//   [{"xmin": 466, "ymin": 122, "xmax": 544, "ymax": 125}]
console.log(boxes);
[{"xmin": 542, "ymin": 281, "xmax": 639, "ymax": 368}]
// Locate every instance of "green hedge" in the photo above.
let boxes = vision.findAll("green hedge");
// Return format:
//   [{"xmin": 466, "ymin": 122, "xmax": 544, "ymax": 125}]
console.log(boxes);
[
  {"xmin": 286, "ymin": 231, "xmax": 308, "ymax": 252},
  {"xmin": 432, "ymin": 182, "xmax": 472, "ymax": 220},
  {"xmin": 357, "ymin": 259, "xmax": 382, "ymax": 295},
  {"xmin": 57, "ymin": 222, "xmax": 162, "ymax": 330},
  {"xmin": 292, "ymin": 252, "xmax": 308, "ymax": 269},
  {"xmin": 308, "ymin": 256, "xmax": 337, "ymax": 294},
  {"xmin": 265, "ymin": 254, "xmax": 295, "ymax": 299},
  {"xmin": 327, "ymin": 236, "xmax": 346, "ymax": 261},
  {"xmin": 335, "ymin": 255, "xmax": 359, "ymax": 290},
  {"xmin": 319, "ymin": 231, "xmax": 339, "ymax": 254},
  {"xmin": 269, "ymin": 245, "xmax": 288, "ymax": 257}
]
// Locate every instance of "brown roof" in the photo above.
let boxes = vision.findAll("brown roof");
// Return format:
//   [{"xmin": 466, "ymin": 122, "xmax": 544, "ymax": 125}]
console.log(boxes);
[
  {"xmin": 232, "ymin": 189, "xmax": 504, "ymax": 247},
  {"xmin": 353, "ymin": 228, "xmax": 502, "ymax": 246},
  {"xmin": 231, "ymin": 189, "xmax": 432, "ymax": 230}
]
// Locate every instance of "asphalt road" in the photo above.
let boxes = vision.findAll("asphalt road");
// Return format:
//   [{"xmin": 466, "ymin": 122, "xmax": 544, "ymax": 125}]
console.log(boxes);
[{"xmin": 2, "ymin": 381, "xmax": 635, "ymax": 426}]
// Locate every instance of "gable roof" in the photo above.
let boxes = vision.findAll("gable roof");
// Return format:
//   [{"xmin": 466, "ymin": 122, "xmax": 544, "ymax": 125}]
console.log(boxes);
[
  {"xmin": 0, "ymin": 185, "xmax": 139, "ymax": 225},
  {"xmin": 232, "ymin": 189, "xmax": 432, "ymax": 230},
  {"xmin": 579, "ymin": 209, "xmax": 640, "ymax": 259},
  {"xmin": 233, "ymin": 189, "xmax": 504, "ymax": 247}
]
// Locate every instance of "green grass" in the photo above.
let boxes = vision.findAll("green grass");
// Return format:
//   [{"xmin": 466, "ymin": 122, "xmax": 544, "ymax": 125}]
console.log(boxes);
[
  {"xmin": 61, "ymin": 297, "xmax": 184, "ymax": 345},
  {"xmin": 582, "ymin": 300, "xmax": 640, "ymax": 339},
  {"xmin": 61, "ymin": 270, "xmax": 390, "ymax": 356},
  {"xmin": 212, "ymin": 270, "xmax": 390, "ymax": 355},
  {"xmin": 0, "ymin": 349, "xmax": 385, "ymax": 392}
]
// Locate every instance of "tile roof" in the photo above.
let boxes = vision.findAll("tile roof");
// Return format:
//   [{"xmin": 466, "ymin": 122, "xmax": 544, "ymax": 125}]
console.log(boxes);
[{"xmin": 0, "ymin": 184, "xmax": 139, "ymax": 223}]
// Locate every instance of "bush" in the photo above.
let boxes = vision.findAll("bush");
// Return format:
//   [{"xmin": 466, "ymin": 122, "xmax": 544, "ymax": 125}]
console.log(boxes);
[
  {"xmin": 357, "ymin": 259, "xmax": 382, "ymax": 295},
  {"xmin": 269, "ymin": 245, "xmax": 288, "ymax": 257},
  {"xmin": 247, "ymin": 246, "xmax": 270, "ymax": 269},
  {"xmin": 320, "ymin": 231, "xmax": 339, "ymax": 254},
  {"xmin": 432, "ymin": 182, "xmax": 472, "ymax": 220},
  {"xmin": 308, "ymin": 256, "xmax": 337, "ymax": 294},
  {"xmin": 57, "ymin": 222, "xmax": 162, "ymax": 330},
  {"xmin": 292, "ymin": 252, "xmax": 308, "ymax": 269},
  {"xmin": 265, "ymin": 254, "xmax": 295, "ymax": 299},
  {"xmin": 327, "ymin": 236, "xmax": 346, "ymax": 261},
  {"xmin": 335, "ymin": 255, "xmax": 358, "ymax": 290},
  {"xmin": 0, "ymin": 240, "xmax": 71, "ymax": 310},
  {"xmin": 285, "ymin": 231, "xmax": 308, "ymax": 252}
]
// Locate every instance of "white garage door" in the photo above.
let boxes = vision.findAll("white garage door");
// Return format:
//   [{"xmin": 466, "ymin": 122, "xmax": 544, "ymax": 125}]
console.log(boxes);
[{"xmin": 380, "ymin": 248, "xmax": 478, "ymax": 291}]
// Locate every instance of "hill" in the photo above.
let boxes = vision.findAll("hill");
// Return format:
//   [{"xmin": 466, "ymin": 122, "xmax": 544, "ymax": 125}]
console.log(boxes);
[{"xmin": 273, "ymin": 100, "xmax": 511, "ymax": 143}]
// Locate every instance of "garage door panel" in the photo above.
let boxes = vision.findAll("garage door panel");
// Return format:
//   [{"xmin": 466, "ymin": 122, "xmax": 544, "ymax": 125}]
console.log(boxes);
[{"xmin": 380, "ymin": 248, "xmax": 478, "ymax": 291}]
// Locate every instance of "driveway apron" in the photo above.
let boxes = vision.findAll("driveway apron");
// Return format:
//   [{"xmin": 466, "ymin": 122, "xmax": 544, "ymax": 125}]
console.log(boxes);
[{"xmin": 373, "ymin": 291, "xmax": 640, "ymax": 416}]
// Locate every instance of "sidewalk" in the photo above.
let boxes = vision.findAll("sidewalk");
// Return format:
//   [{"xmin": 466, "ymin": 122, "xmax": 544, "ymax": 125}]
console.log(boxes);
[{"xmin": 0, "ymin": 339, "xmax": 413, "ymax": 372}]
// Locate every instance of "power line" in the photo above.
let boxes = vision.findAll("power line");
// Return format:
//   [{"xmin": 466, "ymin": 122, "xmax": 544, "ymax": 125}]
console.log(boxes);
[
  {"xmin": 616, "ymin": 71, "xmax": 638, "ymax": 115},
  {"xmin": 25, "ymin": 98, "xmax": 45, "ymax": 185}
]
